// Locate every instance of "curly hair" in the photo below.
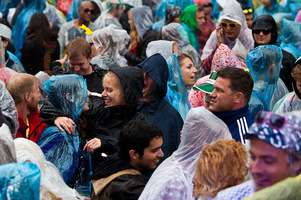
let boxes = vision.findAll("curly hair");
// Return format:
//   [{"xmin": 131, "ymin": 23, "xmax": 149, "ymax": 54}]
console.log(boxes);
[
  {"xmin": 128, "ymin": 11, "xmax": 140, "ymax": 52},
  {"xmin": 193, "ymin": 139, "xmax": 248, "ymax": 199}
]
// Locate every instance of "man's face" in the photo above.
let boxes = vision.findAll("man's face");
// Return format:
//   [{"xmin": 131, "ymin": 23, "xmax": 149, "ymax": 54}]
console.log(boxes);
[
  {"xmin": 69, "ymin": 56, "xmax": 92, "ymax": 76},
  {"xmin": 196, "ymin": 10, "xmax": 206, "ymax": 30},
  {"xmin": 261, "ymin": 0, "xmax": 272, "ymax": 9},
  {"xmin": 78, "ymin": 1, "xmax": 94, "ymax": 23},
  {"xmin": 245, "ymin": 13, "xmax": 254, "ymax": 29},
  {"xmin": 220, "ymin": 19, "xmax": 241, "ymax": 41},
  {"xmin": 28, "ymin": 81, "xmax": 40, "ymax": 112},
  {"xmin": 209, "ymin": 77, "xmax": 236, "ymax": 112},
  {"xmin": 250, "ymin": 136, "xmax": 294, "ymax": 191},
  {"xmin": 203, "ymin": 6, "xmax": 212, "ymax": 17},
  {"xmin": 114, "ymin": 6, "xmax": 124, "ymax": 19},
  {"xmin": 142, "ymin": 70, "xmax": 155, "ymax": 102},
  {"xmin": 137, "ymin": 137, "xmax": 164, "ymax": 171},
  {"xmin": 253, "ymin": 30, "xmax": 272, "ymax": 45}
]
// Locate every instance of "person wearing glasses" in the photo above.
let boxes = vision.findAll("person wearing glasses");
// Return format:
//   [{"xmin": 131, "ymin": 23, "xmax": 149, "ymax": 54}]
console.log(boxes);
[
  {"xmin": 255, "ymin": 0, "xmax": 285, "ymax": 17},
  {"xmin": 201, "ymin": 0, "xmax": 254, "ymax": 75},
  {"xmin": 215, "ymin": 111, "xmax": 301, "ymax": 200},
  {"xmin": 242, "ymin": 6, "xmax": 254, "ymax": 29},
  {"xmin": 251, "ymin": 15, "xmax": 296, "ymax": 92},
  {"xmin": 58, "ymin": 0, "xmax": 97, "ymax": 59}
]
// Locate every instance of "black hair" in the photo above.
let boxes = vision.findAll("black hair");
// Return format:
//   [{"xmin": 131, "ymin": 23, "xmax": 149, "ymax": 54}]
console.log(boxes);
[{"xmin": 118, "ymin": 120, "xmax": 163, "ymax": 162}]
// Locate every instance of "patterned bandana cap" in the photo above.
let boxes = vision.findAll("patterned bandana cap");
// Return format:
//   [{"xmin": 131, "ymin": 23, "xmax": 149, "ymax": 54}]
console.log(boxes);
[
  {"xmin": 246, "ymin": 111, "xmax": 301, "ymax": 154},
  {"xmin": 0, "ymin": 23, "xmax": 13, "ymax": 43},
  {"xmin": 107, "ymin": 0, "xmax": 122, "ymax": 10}
]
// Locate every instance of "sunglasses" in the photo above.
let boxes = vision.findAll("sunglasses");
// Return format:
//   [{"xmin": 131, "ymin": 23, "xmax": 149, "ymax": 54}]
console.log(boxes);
[
  {"xmin": 203, "ymin": 3, "xmax": 212, "ymax": 7},
  {"xmin": 83, "ymin": 8, "xmax": 95, "ymax": 14},
  {"xmin": 89, "ymin": 42, "xmax": 94, "ymax": 46},
  {"xmin": 255, "ymin": 111, "xmax": 293, "ymax": 130},
  {"xmin": 220, "ymin": 22, "xmax": 238, "ymax": 29},
  {"xmin": 243, "ymin": 8, "xmax": 253, "ymax": 14},
  {"xmin": 253, "ymin": 29, "xmax": 271, "ymax": 35}
]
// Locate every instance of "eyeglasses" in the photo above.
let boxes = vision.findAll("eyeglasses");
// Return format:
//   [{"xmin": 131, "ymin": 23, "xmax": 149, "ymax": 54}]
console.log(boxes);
[
  {"xmin": 89, "ymin": 42, "xmax": 94, "ymax": 46},
  {"xmin": 83, "ymin": 8, "xmax": 95, "ymax": 14},
  {"xmin": 220, "ymin": 22, "xmax": 238, "ymax": 29},
  {"xmin": 243, "ymin": 8, "xmax": 253, "ymax": 14},
  {"xmin": 253, "ymin": 30, "xmax": 271, "ymax": 35},
  {"xmin": 203, "ymin": 3, "xmax": 212, "ymax": 7},
  {"xmin": 255, "ymin": 111, "xmax": 293, "ymax": 130}
]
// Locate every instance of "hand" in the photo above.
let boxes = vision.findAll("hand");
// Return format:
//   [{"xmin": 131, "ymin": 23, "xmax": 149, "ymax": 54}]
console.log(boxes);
[
  {"xmin": 56, "ymin": 54, "xmax": 68, "ymax": 65},
  {"xmin": 83, "ymin": 138, "xmax": 101, "ymax": 154},
  {"xmin": 216, "ymin": 24, "xmax": 225, "ymax": 45},
  {"xmin": 54, "ymin": 116, "xmax": 75, "ymax": 135}
]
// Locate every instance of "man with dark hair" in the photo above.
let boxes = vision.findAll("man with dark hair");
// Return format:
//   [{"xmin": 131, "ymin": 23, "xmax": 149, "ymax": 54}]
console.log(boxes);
[
  {"xmin": 89, "ymin": 120, "xmax": 164, "ymax": 199},
  {"xmin": 208, "ymin": 67, "xmax": 254, "ymax": 143}
]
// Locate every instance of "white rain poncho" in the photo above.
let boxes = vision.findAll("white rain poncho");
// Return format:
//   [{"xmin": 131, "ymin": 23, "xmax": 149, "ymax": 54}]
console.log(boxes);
[
  {"xmin": 0, "ymin": 37, "xmax": 17, "ymax": 84},
  {"xmin": 201, "ymin": 0, "xmax": 254, "ymax": 61},
  {"xmin": 139, "ymin": 107, "xmax": 231, "ymax": 200},
  {"xmin": 273, "ymin": 92, "xmax": 301, "ymax": 113},
  {"xmin": 14, "ymin": 138, "xmax": 85, "ymax": 200},
  {"xmin": 146, "ymin": 40, "xmax": 174, "ymax": 60},
  {"xmin": 131, "ymin": 6, "xmax": 154, "ymax": 40}
]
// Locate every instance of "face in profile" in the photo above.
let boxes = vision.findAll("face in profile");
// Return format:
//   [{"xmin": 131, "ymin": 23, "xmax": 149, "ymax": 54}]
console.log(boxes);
[
  {"xmin": 220, "ymin": 19, "xmax": 241, "ymax": 41},
  {"xmin": 180, "ymin": 57, "xmax": 197, "ymax": 88},
  {"xmin": 28, "ymin": 81, "xmax": 41, "ymax": 113},
  {"xmin": 101, "ymin": 72, "xmax": 126, "ymax": 107},
  {"xmin": 196, "ymin": 10, "xmax": 206, "ymax": 30}
]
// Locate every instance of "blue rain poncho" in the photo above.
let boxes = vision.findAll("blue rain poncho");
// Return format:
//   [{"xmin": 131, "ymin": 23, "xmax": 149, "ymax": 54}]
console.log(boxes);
[
  {"xmin": 11, "ymin": 0, "xmax": 45, "ymax": 59},
  {"xmin": 0, "ymin": 162, "xmax": 40, "ymax": 200},
  {"xmin": 280, "ymin": 18, "xmax": 301, "ymax": 60},
  {"xmin": 38, "ymin": 74, "xmax": 91, "ymax": 195},
  {"xmin": 0, "ymin": 0, "xmax": 18, "ymax": 16},
  {"xmin": 164, "ymin": 53, "xmax": 191, "ymax": 121},
  {"xmin": 255, "ymin": 0, "xmax": 285, "ymax": 16},
  {"xmin": 247, "ymin": 45, "xmax": 283, "ymax": 116}
]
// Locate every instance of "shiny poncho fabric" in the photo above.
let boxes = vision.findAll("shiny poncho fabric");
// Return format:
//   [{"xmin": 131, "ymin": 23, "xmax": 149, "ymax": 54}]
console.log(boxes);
[
  {"xmin": 0, "ymin": 38, "xmax": 17, "ymax": 84},
  {"xmin": 164, "ymin": 53, "xmax": 191, "ymax": 121},
  {"xmin": 0, "ymin": 79, "xmax": 19, "ymax": 136},
  {"xmin": 247, "ymin": 45, "xmax": 283, "ymax": 116},
  {"xmin": 14, "ymin": 138, "xmax": 85, "ymax": 200},
  {"xmin": 11, "ymin": 0, "xmax": 45, "ymax": 59},
  {"xmin": 146, "ymin": 40, "xmax": 174, "ymax": 60},
  {"xmin": 92, "ymin": 27, "xmax": 130, "ymax": 60},
  {"xmin": 138, "ymin": 107, "xmax": 231, "ymax": 200},
  {"xmin": 255, "ymin": 0, "xmax": 285, "ymax": 17},
  {"xmin": 273, "ymin": 92, "xmax": 301, "ymax": 114},
  {"xmin": 0, "ymin": 162, "xmax": 40, "ymax": 200},
  {"xmin": 131, "ymin": 6, "xmax": 154, "ymax": 40},
  {"xmin": 201, "ymin": 0, "xmax": 254, "ymax": 61},
  {"xmin": 0, "ymin": 113, "xmax": 16, "ymax": 165}
]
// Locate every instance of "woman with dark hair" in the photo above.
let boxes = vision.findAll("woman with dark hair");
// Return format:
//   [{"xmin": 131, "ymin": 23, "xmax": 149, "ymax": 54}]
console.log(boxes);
[
  {"xmin": 251, "ymin": 15, "xmax": 296, "ymax": 92},
  {"xmin": 21, "ymin": 12, "xmax": 60, "ymax": 75}
]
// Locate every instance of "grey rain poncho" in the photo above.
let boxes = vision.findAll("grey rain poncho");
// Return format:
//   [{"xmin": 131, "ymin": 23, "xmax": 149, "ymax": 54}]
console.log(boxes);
[
  {"xmin": 146, "ymin": 40, "xmax": 174, "ymax": 60},
  {"xmin": 131, "ymin": 5, "xmax": 154, "ymax": 40},
  {"xmin": 139, "ymin": 107, "xmax": 231, "ymax": 200},
  {"xmin": 201, "ymin": 0, "xmax": 254, "ymax": 61},
  {"xmin": 14, "ymin": 138, "xmax": 85, "ymax": 200}
]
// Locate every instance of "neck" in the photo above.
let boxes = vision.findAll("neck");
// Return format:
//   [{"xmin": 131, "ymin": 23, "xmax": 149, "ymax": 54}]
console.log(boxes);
[
  {"xmin": 16, "ymin": 103, "xmax": 30, "ymax": 122},
  {"xmin": 75, "ymin": 18, "xmax": 90, "ymax": 28}
]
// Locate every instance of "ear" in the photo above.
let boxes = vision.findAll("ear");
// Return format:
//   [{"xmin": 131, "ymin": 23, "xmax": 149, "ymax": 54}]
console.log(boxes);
[
  {"xmin": 88, "ymin": 54, "xmax": 93, "ymax": 63},
  {"xmin": 129, "ymin": 149, "xmax": 139, "ymax": 160},
  {"xmin": 24, "ymin": 92, "xmax": 31, "ymax": 103},
  {"xmin": 2, "ymin": 41, "xmax": 8, "ymax": 48},
  {"xmin": 233, "ymin": 92, "xmax": 244, "ymax": 104},
  {"xmin": 292, "ymin": 159, "xmax": 301, "ymax": 176}
]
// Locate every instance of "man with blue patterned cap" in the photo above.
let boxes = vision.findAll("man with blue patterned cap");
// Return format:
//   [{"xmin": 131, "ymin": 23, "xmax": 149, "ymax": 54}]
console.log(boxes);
[{"xmin": 215, "ymin": 111, "xmax": 301, "ymax": 200}]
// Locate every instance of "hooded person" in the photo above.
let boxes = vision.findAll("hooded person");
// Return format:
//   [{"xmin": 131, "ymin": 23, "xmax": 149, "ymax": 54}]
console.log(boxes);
[
  {"xmin": 83, "ymin": 66, "xmax": 146, "ymax": 169},
  {"xmin": 0, "ymin": 37, "xmax": 17, "ymax": 84},
  {"xmin": 255, "ymin": 0, "xmax": 285, "ymax": 17},
  {"xmin": 119, "ymin": 5, "xmax": 158, "ymax": 66},
  {"xmin": 14, "ymin": 138, "xmax": 85, "ymax": 200},
  {"xmin": 201, "ymin": 0, "xmax": 254, "ymax": 75},
  {"xmin": 161, "ymin": 22, "xmax": 205, "ymax": 79},
  {"xmin": 251, "ymin": 15, "xmax": 296, "ymax": 92},
  {"xmin": 91, "ymin": 26, "xmax": 130, "ymax": 69},
  {"xmin": 137, "ymin": 53, "xmax": 183, "ymax": 164},
  {"xmin": 37, "ymin": 74, "xmax": 91, "ymax": 195},
  {"xmin": 146, "ymin": 40, "xmax": 175, "ymax": 60},
  {"xmin": 247, "ymin": 45, "xmax": 288, "ymax": 117},
  {"xmin": 138, "ymin": 107, "xmax": 232, "ymax": 200}
]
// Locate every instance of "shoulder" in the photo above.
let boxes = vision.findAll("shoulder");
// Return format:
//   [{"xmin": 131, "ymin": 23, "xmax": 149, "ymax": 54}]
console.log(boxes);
[{"xmin": 215, "ymin": 180, "xmax": 255, "ymax": 200}]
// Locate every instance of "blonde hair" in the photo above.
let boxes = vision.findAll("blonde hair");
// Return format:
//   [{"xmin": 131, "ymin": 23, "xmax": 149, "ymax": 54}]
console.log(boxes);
[
  {"xmin": 128, "ymin": 11, "xmax": 140, "ymax": 51},
  {"xmin": 193, "ymin": 139, "xmax": 248, "ymax": 199}
]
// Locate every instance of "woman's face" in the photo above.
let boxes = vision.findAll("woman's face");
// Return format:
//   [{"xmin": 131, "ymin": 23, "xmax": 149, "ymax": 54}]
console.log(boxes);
[
  {"xmin": 101, "ymin": 73, "xmax": 126, "ymax": 107},
  {"xmin": 180, "ymin": 57, "xmax": 197, "ymax": 88}
]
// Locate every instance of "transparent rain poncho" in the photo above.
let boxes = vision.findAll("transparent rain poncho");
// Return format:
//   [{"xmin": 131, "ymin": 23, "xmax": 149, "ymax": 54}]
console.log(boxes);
[
  {"xmin": 0, "ymin": 37, "xmax": 17, "ymax": 84},
  {"xmin": 14, "ymin": 138, "xmax": 85, "ymax": 200},
  {"xmin": 164, "ymin": 52, "xmax": 191, "ymax": 121},
  {"xmin": 201, "ymin": 0, "xmax": 254, "ymax": 61},
  {"xmin": 0, "ymin": 0, "xmax": 18, "ymax": 16},
  {"xmin": 255, "ymin": 0, "xmax": 285, "ymax": 17},
  {"xmin": 247, "ymin": 45, "xmax": 284, "ymax": 116},
  {"xmin": 139, "ymin": 107, "xmax": 231, "ymax": 200},
  {"xmin": 91, "ymin": 27, "xmax": 130, "ymax": 69},
  {"xmin": 0, "ymin": 162, "xmax": 40, "ymax": 200},
  {"xmin": 146, "ymin": 40, "xmax": 174, "ymax": 60},
  {"xmin": 0, "ymin": 79, "xmax": 19, "ymax": 137},
  {"xmin": 11, "ymin": 0, "xmax": 45, "ymax": 59},
  {"xmin": 131, "ymin": 6, "xmax": 153, "ymax": 40},
  {"xmin": 280, "ymin": 18, "xmax": 301, "ymax": 60},
  {"xmin": 38, "ymin": 75, "xmax": 91, "ymax": 196}
]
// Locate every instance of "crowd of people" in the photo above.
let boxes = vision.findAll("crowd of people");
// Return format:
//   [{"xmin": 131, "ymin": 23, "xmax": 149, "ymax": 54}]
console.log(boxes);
[{"xmin": 0, "ymin": 0, "xmax": 301, "ymax": 199}]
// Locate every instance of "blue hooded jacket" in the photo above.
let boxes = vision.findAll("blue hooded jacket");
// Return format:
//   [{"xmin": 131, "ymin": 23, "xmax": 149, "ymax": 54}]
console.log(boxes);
[
  {"xmin": 255, "ymin": 0, "xmax": 285, "ymax": 16},
  {"xmin": 137, "ymin": 53, "xmax": 183, "ymax": 162}
]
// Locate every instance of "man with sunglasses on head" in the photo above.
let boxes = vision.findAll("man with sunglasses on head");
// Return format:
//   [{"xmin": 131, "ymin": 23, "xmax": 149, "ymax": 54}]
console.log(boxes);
[
  {"xmin": 251, "ymin": 15, "xmax": 296, "ymax": 92},
  {"xmin": 58, "ymin": 0, "xmax": 97, "ymax": 59},
  {"xmin": 215, "ymin": 111, "xmax": 301, "ymax": 200},
  {"xmin": 201, "ymin": 0, "xmax": 254, "ymax": 75},
  {"xmin": 242, "ymin": 6, "xmax": 254, "ymax": 29}
]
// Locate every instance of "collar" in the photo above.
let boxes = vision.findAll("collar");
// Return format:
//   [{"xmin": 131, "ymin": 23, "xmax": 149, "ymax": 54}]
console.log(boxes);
[{"xmin": 213, "ymin": 104, "xmax": 250, "ymax": 124}]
